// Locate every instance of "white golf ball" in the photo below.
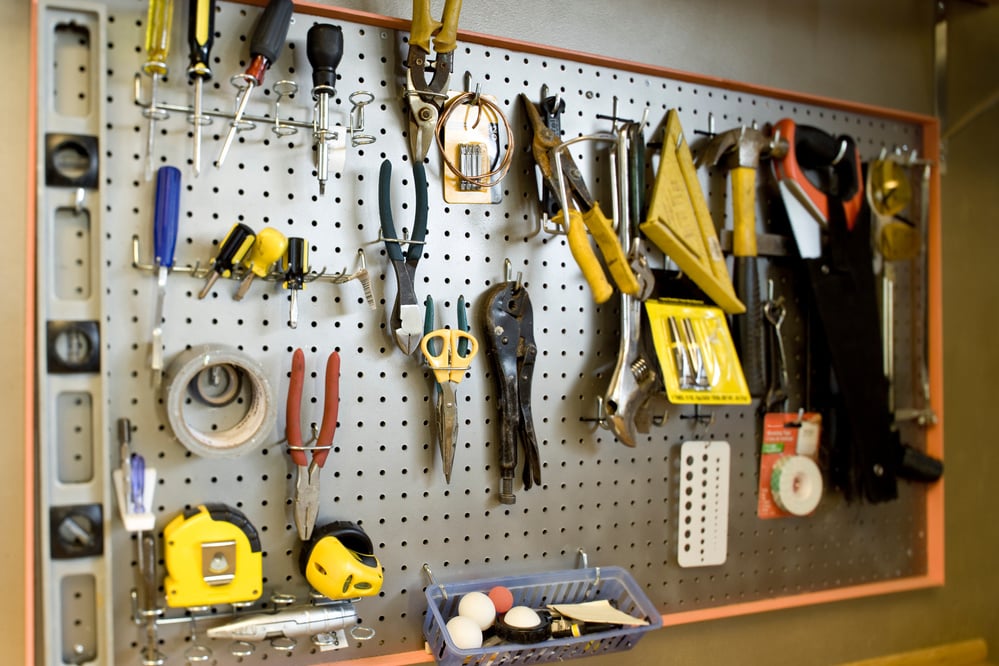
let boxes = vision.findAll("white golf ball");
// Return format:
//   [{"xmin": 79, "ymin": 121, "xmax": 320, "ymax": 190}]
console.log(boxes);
[{"xmin": 445, "ymin": 615, "xmax": 483, "ymax": 650}]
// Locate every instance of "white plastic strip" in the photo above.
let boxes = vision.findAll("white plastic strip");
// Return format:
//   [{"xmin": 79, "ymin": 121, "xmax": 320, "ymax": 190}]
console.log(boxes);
[{"xmin": 678, "ymin": 440, "xmax": 730, "ymax": 568}]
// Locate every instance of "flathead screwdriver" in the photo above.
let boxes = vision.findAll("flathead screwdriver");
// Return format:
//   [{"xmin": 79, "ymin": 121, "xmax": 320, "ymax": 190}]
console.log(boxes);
[
  {"xmin": 282, "ymin": 237, "xmax": 308, "ymax": 329},
  {"xmin": 151, "ymin": 166, "xmax": 181, "ymax": 388},
  {"xmin": 187, "ymin": 0, "xmax": 216, "ymax": 176},
  {"xmin": 214, "ymin": 0, "xmax": 294, "ymax": 168},
  {"xmin": 143, "ymin": 0, "xmax": 174, "ymax": 181},
  {"xmin": 307, "ymin": 24, "xmax": 344, "ymax": 195},
  {"xmin": 235, "ymin": 227, "xmax": 288, "ymax": 300},
  {"xmin": 199, "ymin": 222, "xmax": 255, "ymax": 299}
]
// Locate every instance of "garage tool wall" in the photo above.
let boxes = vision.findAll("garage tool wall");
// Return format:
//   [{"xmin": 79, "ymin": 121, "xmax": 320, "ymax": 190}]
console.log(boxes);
[{"xmin": 34, "ymin": 1, "xmax": 939, "ymax": 664}]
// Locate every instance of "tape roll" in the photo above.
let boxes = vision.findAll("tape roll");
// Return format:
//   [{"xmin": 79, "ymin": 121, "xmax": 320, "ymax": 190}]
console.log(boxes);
[
  {"xmin": 771, "ymin": 455, "xmax": 823, "ymax": 516},
  {"xmin": 162, "ymin": 345, "xmax": 276, "ymax": 458}
]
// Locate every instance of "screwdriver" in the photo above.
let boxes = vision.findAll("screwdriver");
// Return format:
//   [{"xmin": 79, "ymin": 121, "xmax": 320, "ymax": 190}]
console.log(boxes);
[
  {"xmin": 235, "ymin": 227, "xmax": 288, "ymax": 300},
  {"xmin": 214, "ymin": 0, "xmax": 294, "ymax": 169},
  {"xmin": 186, "ymin": 0, "xmax": 216, "ymax": 176},
  {"xmin": 198, "ymin": 222, "xmax": 255, "ymax": 299},
  {"xmin": 282, "ymin": 237, "xmax": 308, "ymax": 329},
  {"xmin": 142, "ymin": 0, "xmax": 174, "ymax": 181},
  {"xmin": 151, "ymin": 166, "xmax": 181, "ymax": 388},
  {"xmin": 306, "ymin": 23, "xmax": 344, "ymax": 195}
]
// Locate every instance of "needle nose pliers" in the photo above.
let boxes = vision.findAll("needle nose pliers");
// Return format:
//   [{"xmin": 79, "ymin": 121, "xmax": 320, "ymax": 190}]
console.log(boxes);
[
  {"xmin": 286, "ymin": 348, "xmax": 340, "ymax": 541},
  {"xmin": 379, "ymin": 159, "xmax": 429, "ymax": 355}
]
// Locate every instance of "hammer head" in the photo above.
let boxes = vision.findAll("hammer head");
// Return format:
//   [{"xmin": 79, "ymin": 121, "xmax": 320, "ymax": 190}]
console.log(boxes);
[{"xmin": 698, "ymin": 126, "xmax": 774, "ymax": 170}]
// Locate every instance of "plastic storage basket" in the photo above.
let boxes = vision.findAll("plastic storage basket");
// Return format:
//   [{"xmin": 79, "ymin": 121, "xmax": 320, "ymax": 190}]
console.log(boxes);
[{"xmin": 423, "ymin": 566, "xmax": 662, "ymax": 665}]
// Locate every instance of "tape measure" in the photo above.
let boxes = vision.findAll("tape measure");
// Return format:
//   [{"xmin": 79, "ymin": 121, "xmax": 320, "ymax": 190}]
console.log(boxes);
[
  {"xmin": 163, "ymin": 503, "xmax": 263, "ymax": 608},
  {"xmin": 299, "ymin": 521, "xmax": 383, "ymax": 600}
]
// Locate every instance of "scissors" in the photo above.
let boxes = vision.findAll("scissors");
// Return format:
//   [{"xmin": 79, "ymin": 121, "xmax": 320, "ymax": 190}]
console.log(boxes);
[{"xmin": 421, "ymin": 326, "xmax": 478, "ymax": 482}]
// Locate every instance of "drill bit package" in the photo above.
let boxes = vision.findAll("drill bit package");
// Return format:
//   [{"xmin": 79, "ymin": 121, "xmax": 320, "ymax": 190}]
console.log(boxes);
[{"xmin": 645, "ymin": 299, "xmax": 750, "ymax": 404}]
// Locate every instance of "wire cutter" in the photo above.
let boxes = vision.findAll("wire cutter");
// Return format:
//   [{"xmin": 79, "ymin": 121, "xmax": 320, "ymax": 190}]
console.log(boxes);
[
  {"xmin": 520, "ymin": 94, "xmax": 639, "ymax": 304},
  {"xmin": 286, "ymin": 348, "xmax": 340, "ymax": 541},
  {"xmin": 421, "ymin": 319, "xmax": 478, "ymax": 483},
  {"xmin": 404, "ymin": 0, "xmax": 463, "ymax": 162},
  {"xmin": 379, "ymin": 158, "xmax": 429, "ymax": 354}
]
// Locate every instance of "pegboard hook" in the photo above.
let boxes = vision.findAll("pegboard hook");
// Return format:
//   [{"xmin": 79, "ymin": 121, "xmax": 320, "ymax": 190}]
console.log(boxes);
[
  {"xmin": 422, "ymin": 563, "xmax": 448, "ymax": 601},
  {"xmin": 131, "ymin": 235, "xmax": 210, "ymax": 279}
]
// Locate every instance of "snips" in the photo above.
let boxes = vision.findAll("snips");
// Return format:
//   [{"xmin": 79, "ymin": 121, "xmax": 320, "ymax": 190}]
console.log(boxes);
[
  {"xmin": 379, "ymin": 158, "xmax": 429, "ymax": 354},
  {"xmin": 286, "ymin": 348, "xmax": 340, "ymax": 541},
  {"xmin": 404, "ymin": 0, "xmax": 463, "ymax": 162},
  {"xmin": 520, "ymin": 94, "xmax": 639, "ymax": 304},
  {"xmin": 480, "ymin": 268, "xmax": 541, "ymax": 504},
  {"xmin": 421, "ymin": 296, "xmax": 478, "ymax": 483}
]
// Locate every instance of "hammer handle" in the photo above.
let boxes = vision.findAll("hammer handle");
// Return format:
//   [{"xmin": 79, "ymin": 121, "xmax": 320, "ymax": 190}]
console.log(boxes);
[{"xmin": 730, "ymin": 166, "xmax": 765, "ymax": 396}]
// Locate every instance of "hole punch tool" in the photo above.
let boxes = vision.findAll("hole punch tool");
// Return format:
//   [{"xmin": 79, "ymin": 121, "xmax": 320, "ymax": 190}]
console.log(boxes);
[
  {"xmin": 286, "ymin": 349, "xmax": 341, "ymax": 541},
  {"xmin": 520, "ymin": 95, "xmax": 639, "ymax": 304},
  {"xmin": 481, "ymin": 269, "xmax": 541, "ymax": 504},
  {"xmin": 420, "ymin": 320, "xmax": 478, "ymax": 483},
  {"xmin": 379, "ymin": 159, "xmax": 429, "ymax": 354},
  {"xmin": 403, "ymin": 0, "xmax": 463, "ymax": 163}
]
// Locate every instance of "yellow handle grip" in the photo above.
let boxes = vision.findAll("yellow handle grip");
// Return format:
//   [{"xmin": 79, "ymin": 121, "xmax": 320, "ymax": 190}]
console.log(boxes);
[
  {"xmin": 730, "ymin": 166, "xmax": 758, "ymax": 258},
  {"xmin": 143, "ymin": 0, "xmax": 174, "ymax": 76},
  {"xmin": 248, "ymin": 228, "xmax": 288, "ymax": 278},
  {"xmin": 434, "ymin": 0, "xmax": 463, "ymax": 54},
  {"xmin": 582, "ymin": 202, "xmax": 640, "ymax": 297},
  {"xmin": 410, "ymin": 0, "xmax": 438, "ymax": 54},
  {"xmin": 556, "ymin": 209, "xmax": 613, "ymax": 304}
]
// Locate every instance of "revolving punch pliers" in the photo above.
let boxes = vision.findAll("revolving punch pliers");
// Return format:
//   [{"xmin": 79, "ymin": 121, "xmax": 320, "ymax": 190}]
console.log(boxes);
[
  {"xmin": 379, "ymin": 158, "xmax": 429, "ymax": 355},
  {"xmin": 481, "ymin": 276, "xmax": 541, "ymax": 504}
]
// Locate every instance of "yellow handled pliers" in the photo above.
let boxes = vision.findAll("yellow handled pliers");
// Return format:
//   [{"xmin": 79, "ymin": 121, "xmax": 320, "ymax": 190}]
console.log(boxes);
[
  {"xmin": 421, "ymin": 327, "xmax": 477, "ymax": 482},
  {"xmin": 404, "ymin": 0, "xmax": 463, "ymax": 162}
]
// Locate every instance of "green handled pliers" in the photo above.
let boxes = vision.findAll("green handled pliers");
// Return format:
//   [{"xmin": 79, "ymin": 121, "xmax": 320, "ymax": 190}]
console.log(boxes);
[{"xmin": 404, "ymin": 0, "xmax": 463, "ymax": 162}]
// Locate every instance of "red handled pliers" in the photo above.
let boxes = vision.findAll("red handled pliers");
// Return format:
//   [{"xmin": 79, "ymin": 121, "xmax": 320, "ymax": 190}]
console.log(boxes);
[{"xmin": 286, "ymin": 348, "xmax": 340, "ymax": 541}]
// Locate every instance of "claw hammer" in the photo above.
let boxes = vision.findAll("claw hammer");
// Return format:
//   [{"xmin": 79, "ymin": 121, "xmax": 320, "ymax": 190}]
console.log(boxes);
[{"xmin": 700, "ymin": 128, "xmax": 783, "ymax": 397}]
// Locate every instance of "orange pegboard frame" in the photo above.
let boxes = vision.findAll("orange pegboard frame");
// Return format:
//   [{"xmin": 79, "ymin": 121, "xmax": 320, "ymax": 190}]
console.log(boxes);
[{"xmin": 24, "ymin": 2, "xmax": 943, "ymax": 663}]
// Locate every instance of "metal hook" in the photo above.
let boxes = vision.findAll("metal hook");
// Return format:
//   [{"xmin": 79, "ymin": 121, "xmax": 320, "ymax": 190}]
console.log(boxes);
[
  {"xmin": 422, "ymin": 563, "xmax": 448, "ymax": 601},
  {"xmin": 271, "ymin": 80, "xmax": 300, "ymax": 137},
  {"xmin": 348, "ymin": 91, "xmax": 376, "ymax": 146},
  {"xmin": 74, "ymin": 188, "xmax": 85, "ymax": 214}
]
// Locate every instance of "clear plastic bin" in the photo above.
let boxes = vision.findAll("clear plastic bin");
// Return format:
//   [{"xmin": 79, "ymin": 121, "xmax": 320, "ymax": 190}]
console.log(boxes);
[{"xmin": 423, "ymin": 566, "xmax": 662, "ymax": 665}]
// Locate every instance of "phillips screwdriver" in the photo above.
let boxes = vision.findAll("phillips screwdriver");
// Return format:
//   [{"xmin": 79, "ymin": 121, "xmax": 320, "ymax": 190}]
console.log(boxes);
[
  {"xmin": 142, "ymin": 0, "xmax": 175, "ymax": 181},
  {"xmin": 306, "ymin": 23, "xmax": 344, "ymax": 195},
  {"xmin": 198, "ymin": 222, "xmax": 255, "ymax": 299},
  {"xmin": 214, "ymin": 0, "xmax": 294, "ymax": 169},
  {"xmin": 150, "ymin": 166, "xmax": 181, "ymax": 388},
  {"xmin": 186, "ymin": 0, "xmax": 216, "ymax": 176},
  {"xmin": 234, "ymin": 227, "xmax": 288, "ymax": 300},
  {"xmin": 282, "ymin": 237, "xmax": 308, "ymax": 328}
]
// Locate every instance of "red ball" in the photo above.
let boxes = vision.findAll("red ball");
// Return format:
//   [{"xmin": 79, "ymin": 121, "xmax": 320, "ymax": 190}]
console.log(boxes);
[{"xmin": 488, "ymin": 586, "xmax": 514, "ymax": 614}]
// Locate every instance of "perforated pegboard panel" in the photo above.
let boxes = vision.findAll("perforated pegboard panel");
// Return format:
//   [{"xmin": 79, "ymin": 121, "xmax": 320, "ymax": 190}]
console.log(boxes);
[{"xmin": 35, "ymin": 1, "xmax": 933, "ymax": 664}]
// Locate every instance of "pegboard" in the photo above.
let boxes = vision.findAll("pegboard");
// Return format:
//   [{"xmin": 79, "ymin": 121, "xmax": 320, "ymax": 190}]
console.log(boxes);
[{"xmin": 32, "ymin": 1, "xmax": 939, "ymax": 665}]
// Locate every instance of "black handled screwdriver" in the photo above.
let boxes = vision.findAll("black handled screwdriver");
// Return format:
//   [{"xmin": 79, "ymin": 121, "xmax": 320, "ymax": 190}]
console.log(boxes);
[
  {"xmin": 283, "ymin": 237, "xmax": 308, "ymax": 328},
  {"xmin": 306, "ymin": 23, "xmax": 344, "ymax": 195},
  {"xmin": 199, "ymin": 223, "xmax": 255, "ymax": 299},
  {"xmin": 187, "ymin": 0, "xmax": 215, "ymax": 176},
  {"xmin": 215, "ymin": 0, "xmax": 294, "ymax": 168}
]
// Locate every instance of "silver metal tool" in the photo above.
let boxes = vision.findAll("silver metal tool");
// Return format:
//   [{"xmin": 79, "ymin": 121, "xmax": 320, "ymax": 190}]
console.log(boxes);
[
  {"xmin": 205, "ymin": 603, "xmax": 359, "ymax": 642},
  {"xmin": 763, "ymin": 294, "xmax": 789, "ymax": 412}
]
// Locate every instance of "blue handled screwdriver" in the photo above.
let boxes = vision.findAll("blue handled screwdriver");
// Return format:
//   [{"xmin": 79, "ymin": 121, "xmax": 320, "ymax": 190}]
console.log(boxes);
[{"xmin": 151, "ymin": 166, "xmax": 181, "ymax": 387}]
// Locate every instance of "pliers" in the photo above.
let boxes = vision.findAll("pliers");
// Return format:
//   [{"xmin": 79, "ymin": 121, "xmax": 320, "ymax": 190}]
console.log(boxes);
[
  {"xmin": 481, "ymin": 277, "xmax": 541, "ymax": 504},
  {"xmin": 422, "ymin": 295, "xmax": 475, "ymax": 482},
  {"xmin": 520, "ymin": 94, "xmax": 639, "ymax": 304},
  {"xmin": 379, "ymin": 158, "xmax": 429, "ymax": 354},
  {"xmin": 404, "ymin": 0, "xmax": 463, "ymax": 162},
  {"xmin": 286, "ymin": 348, "xmax": 340, "ymax": 541}
]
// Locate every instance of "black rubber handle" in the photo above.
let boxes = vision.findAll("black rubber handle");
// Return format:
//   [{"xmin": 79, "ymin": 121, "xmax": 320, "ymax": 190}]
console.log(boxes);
[
  {"xmin": 795, "ymin": 125, "xmax": 861, "ymax": 201},
  {"xmin": 284, "ymin": 236, "xmax": 307, "ymax": 288},
  {"xmin": 307, "ymin": 24, "xmax": 344, "ymax": 89},
  {"xmin": 250, "ymin": 0, "xmax": 294, "ymax": 65},
  {"xmin": 734, "ymin": 256, "xmax": 765, "ymax": 397},
  {"xmin": 897, "ymin": 445, "xmax": 944, "ymax": 483}
]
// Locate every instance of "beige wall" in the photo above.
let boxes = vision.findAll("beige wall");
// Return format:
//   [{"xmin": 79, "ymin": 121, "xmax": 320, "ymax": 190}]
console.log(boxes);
[{"xmin": 5, "ymin": 1, "xmax": 996, "ymax": 664}]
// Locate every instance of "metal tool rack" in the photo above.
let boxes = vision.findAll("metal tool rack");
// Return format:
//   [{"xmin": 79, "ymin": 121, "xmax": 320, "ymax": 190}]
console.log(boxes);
[{"xmin": 33, "ymin": 1, "xmax": 942, "ymax": 664}]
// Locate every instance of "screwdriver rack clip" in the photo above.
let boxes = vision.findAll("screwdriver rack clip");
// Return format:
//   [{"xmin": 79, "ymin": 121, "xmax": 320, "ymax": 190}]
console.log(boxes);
[
  {"xmin": 132, "ymin": 76, "xmax": 377, "ymax": 166},
  {"xmin": 130, "ymin": 236, "xmax": 377, "ymax": 308}
]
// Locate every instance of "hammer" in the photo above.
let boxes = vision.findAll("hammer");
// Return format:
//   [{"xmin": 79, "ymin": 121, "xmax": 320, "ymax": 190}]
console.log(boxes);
[{"xmin": 699, "ymin": 127, "xmax": 782, "ymax": 397}]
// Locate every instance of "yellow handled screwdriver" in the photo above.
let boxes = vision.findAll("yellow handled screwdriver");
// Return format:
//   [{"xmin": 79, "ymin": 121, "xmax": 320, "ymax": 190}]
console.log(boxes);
[
  {"xmin": 187, "ymin": 0, "xmax": 215, "ymax": 176},
  {"xmin": 198, "ymin": 223, "xmax": 255, "ymax": 299},
  {"xmin": 234, "ymin": 227, "xmax": 288, "ymax": 300},
  {"xmin": 143, "ymin": 0, "xmax": 174, "ymax": 181}
]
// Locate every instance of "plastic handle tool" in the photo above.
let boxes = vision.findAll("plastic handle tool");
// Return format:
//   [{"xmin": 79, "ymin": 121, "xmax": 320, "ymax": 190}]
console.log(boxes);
[
  {"xmin": 153, "ymin": 166, "xmax": 181, "ymax": 268},
  {"xmin": 250, "ymin": 0, "xmax": 294, "ymax": 67},
  {"xmin": 307, "ymin": 24, "xmax": 344, "ymax": 89},
  {"xmin": 144, "ymin": 0, "xmax": 174, "ymax": 75},
  {"xmin": 187, "ymin": 0, "xmax": 215, "ymax": 78}
]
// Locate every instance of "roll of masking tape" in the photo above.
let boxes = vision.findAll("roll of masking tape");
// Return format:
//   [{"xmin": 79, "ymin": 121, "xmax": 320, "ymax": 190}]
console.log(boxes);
[
  {"xmin": 771, "ymin": 455, "xmax": 823, "ymax": 516},
  {"xmin": 162, "ymin": 345, "xmax": 276, "ymax": 458}
]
